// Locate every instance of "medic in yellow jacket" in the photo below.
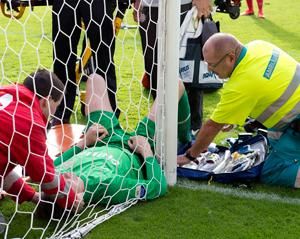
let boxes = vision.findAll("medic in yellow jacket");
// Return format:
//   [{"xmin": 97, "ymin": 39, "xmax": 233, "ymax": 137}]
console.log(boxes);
[{"xmin": 178, "ymin": 33, "xmax": 300, "ymax": 188}]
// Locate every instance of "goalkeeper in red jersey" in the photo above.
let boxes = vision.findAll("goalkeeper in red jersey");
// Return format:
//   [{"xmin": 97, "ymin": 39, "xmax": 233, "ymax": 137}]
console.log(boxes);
[
  {"xmin": 0, "ymin": 69, "xmax": 83, "ymax": 211},
  {"xmin": 54, "ymin": 73, "xmax": 192, "ymax": 205}
]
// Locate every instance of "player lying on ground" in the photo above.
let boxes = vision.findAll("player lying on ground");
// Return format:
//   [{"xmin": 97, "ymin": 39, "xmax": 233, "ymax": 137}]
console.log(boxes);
[
  {"xmin": 0, "ymin": 69, "xmax": 83, "ymax": 211},
  {"xmin": 53, "ymin": 73, "xmax": 192, "ymax": 205}
]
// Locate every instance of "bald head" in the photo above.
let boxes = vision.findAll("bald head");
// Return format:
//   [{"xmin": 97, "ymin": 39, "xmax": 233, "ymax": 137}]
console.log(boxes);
[
  {"xmin": 203, "ymin": 33, "xmax": 242, "ymax": 59},
  {"xmin": 202, "ymin": 33, "xmax": 243, "ymax": 79}
]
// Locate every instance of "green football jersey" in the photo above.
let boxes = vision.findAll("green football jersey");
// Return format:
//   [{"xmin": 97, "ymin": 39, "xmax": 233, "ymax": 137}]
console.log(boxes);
[{"xmin": 55, "ymin": 145, "xmax": 167, "ymax": 204}]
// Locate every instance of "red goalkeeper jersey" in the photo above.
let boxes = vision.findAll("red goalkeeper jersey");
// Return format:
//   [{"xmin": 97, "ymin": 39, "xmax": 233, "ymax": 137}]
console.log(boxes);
[{"xmin": 0, "ymin": 84, "xmax": 75, "ymax": 208}]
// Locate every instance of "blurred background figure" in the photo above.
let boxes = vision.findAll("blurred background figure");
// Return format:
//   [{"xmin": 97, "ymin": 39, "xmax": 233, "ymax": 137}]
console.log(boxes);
[
  {"xmin": 52, "ymin": 0, "xmax": 118, "ymax": 126},
  {"xmin": 242, "ymin": 0, "xmax": 264, "ymax": 18},
  {"xmin": 133, "ymin": 0, "xmax": 213, "ymax": 138}
]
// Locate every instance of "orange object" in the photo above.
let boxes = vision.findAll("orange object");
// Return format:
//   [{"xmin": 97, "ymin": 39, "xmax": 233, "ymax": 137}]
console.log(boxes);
[
  {"xmin": 0, "ymin": 2, "xmax": 26, "ymax": 19},
  {"xmin": 47, "ymin": 124, "xmax": 85, "ymax": 159},
  {"xmin": 141, "ymin": 72, "xmax": 150, "ymax": 89},
  {"xmin": 114, "ymin": 17, "xmax": 122, "ymax": 35}
]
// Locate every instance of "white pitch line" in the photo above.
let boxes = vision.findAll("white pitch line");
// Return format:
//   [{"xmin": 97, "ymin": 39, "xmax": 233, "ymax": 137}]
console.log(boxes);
[{"xmin": 178, "ymin": 181, "xmax": 300, "ymax": 205}]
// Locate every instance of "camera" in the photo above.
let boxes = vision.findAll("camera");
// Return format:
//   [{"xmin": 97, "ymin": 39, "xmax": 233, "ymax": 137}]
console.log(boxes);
[{"xmin": 214, "ymin": 0, "xmax": 242, "ymax": 19}]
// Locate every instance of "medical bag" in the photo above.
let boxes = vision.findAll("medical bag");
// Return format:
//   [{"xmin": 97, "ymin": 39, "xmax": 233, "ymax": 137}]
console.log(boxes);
[{"xmin": 177, "ymin": 133, "xmax": 268, "ymax": 184}]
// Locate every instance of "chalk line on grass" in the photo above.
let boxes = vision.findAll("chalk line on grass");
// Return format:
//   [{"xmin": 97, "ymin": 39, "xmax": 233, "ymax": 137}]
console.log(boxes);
[{"xmin": 178, "ymin": 181, "xmax": 300, "ymax": 205}]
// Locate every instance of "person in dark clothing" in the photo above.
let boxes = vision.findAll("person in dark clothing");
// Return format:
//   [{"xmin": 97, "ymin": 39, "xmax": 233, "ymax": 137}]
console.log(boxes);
[
  {"xmin": 134, "ymin": 0, "xmax": 212, "ymax": 135},
  {"xmin": 52, "ymin": 0, "xmax": 118, "ymax": 125}
]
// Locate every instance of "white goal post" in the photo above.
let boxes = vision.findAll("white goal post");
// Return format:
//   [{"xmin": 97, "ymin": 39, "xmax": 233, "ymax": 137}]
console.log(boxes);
[{"xmin": 157, "ymin": 0, "xmax": 180, "ymax": 186}]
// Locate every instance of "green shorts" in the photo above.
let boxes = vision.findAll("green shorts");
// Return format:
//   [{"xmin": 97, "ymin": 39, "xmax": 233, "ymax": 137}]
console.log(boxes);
[
  {"xmin": 261, "ymin": 127, "xmax": 300, "ymax": 188},
  {"xmin": 86, "ymin": 111, "xmax": 156, "ymax": 151}
]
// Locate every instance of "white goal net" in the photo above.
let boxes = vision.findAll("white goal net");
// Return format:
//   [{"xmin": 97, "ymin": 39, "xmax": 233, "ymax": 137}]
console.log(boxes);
[{"xmin": 0, "ymin": 0, "xmax": 179, "ymax": 238}]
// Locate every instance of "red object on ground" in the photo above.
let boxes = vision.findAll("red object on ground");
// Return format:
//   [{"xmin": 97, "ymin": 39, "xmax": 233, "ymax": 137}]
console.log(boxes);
[{"xmin": 141, "ymin": 72, "xmax": 150, "ymax": 89}]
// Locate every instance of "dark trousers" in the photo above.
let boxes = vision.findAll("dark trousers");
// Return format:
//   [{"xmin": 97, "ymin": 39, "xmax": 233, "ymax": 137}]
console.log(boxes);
[
  {"xmin": 139, "ymin": 3, "xmax": 203, "ymax": 130},
  {"xmin": 52, "ymin": 0, "xmax": 117, "ymax": 122},
  {"xmin": 185, "ymin": 86, "xmax": 203, "ymax": 131},
  {"xmin": 139, "ymin": 6, "xmax": 158, "ymax": 99}
]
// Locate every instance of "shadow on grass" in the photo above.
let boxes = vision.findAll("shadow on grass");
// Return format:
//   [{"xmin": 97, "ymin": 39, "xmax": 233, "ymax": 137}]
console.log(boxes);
[{"xmin": 253, "ymin": 18, "xmax": 300, "ymax": 49}]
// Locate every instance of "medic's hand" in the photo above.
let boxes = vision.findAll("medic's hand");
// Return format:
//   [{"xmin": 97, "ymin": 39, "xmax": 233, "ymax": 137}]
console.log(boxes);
[
  {"xmin": 73, "ymin": 192, "xmax": 85, "ymax": 213},
  {"xmin": 63, "ymin": 173, "xmax": 85, "ymax": 213},
  {"xmin": 177, "ymin": 154, "xmax": 192, "ymax": 166},
  {"xmin": 31, "ymin": 192, "xmax": 40, "ymax": 204}
]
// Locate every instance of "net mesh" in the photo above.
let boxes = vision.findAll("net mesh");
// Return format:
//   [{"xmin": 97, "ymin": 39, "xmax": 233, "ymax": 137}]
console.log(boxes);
[{"xmin": 0, "ymin": 0, "xmax": 168, "ymax": 238}]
